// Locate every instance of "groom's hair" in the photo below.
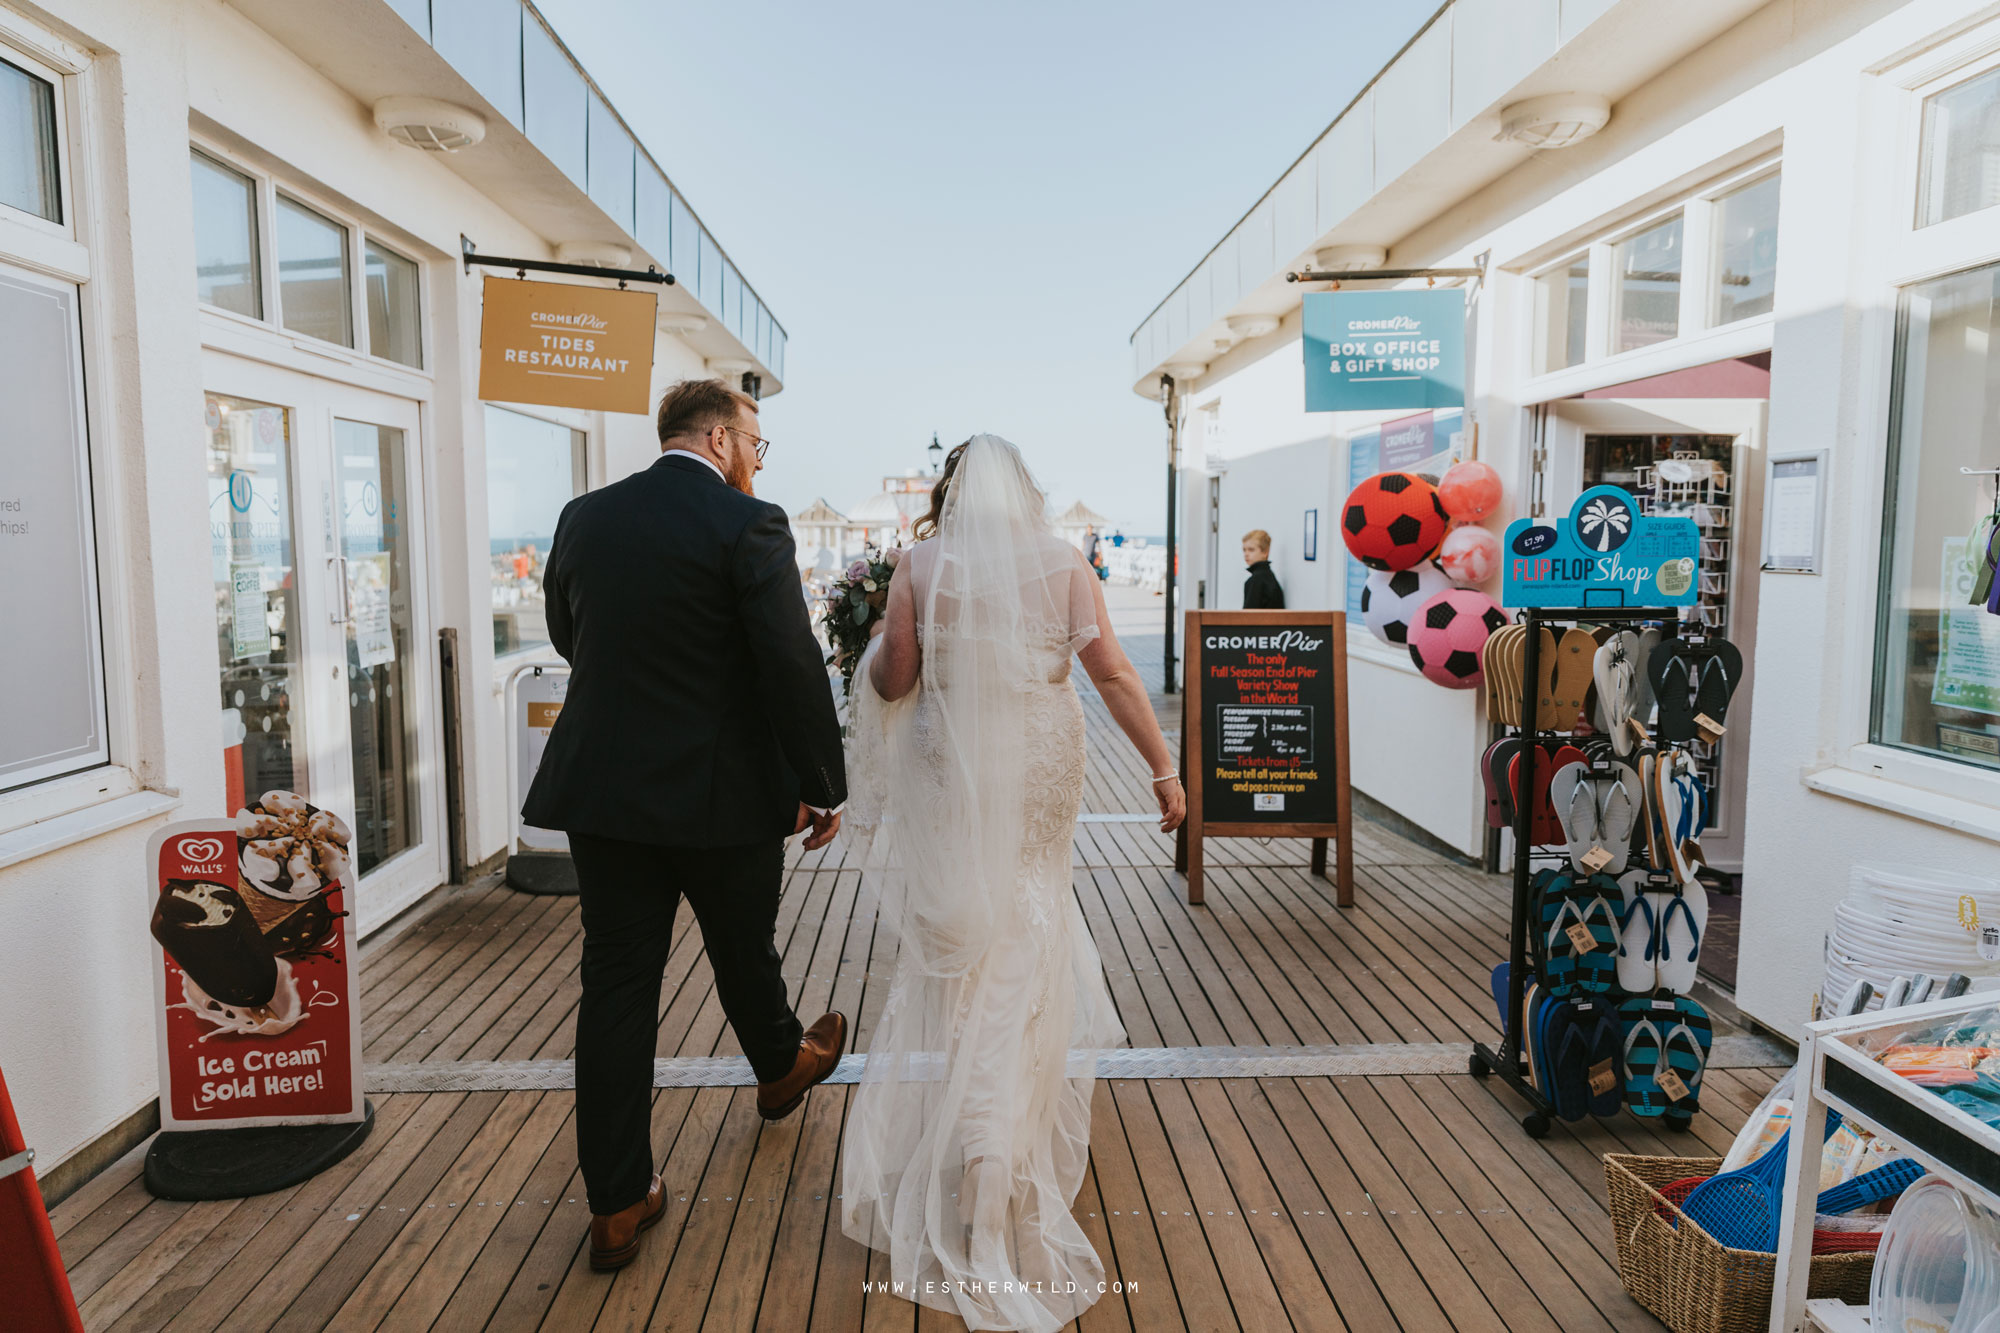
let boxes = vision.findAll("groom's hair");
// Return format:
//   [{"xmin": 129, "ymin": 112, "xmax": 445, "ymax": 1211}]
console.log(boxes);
[{"xmin": 657, "ymin": 377, "xmax": 757, "ymax": 446}]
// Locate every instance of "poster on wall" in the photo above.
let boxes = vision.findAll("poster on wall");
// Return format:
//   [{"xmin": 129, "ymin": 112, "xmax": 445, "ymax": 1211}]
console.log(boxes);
[
  {"xmin": 147, "ymin": 793, "xmax": 364, "ymax": 1130},
  {"xmin": 477, "ymin": 275, "xmax": 659, "ymax": 415},
  {"xmin": 1302, "ymin": 288, "xmax": 1465, "ymax": 412},
  {"xmin": 1935, "ymin": 536, "xmax": 2000, "ymax": 716}
]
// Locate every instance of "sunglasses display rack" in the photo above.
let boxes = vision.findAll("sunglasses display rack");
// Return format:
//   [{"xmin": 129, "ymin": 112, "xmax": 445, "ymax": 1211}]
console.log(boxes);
[{"xmin": 1469, "ymin": 604, "xmax": 1685, "ymax": 1140}]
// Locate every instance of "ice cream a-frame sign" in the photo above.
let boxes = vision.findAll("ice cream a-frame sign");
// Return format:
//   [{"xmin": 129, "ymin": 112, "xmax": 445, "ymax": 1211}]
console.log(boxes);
[{"xmin": 146, "ymin": 792, "xmax": 364, "ymax": 1130}]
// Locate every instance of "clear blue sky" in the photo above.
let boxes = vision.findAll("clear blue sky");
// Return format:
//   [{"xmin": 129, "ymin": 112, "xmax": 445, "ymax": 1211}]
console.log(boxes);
[{"xmin": 536, "ymin": 0, "xmax": 1431, "ymax": 532}]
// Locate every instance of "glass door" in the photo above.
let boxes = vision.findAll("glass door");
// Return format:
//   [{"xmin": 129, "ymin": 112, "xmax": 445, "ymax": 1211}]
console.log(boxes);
[{"xmin": 203, "ymin": 354, "xmax": 442, "ymax": 930}]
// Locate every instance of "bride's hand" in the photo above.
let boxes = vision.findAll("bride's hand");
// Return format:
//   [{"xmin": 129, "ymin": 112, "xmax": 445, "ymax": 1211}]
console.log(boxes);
[{"xmin": 1154, "ymin": 776, "xmax": 1186, "ymax": 833}]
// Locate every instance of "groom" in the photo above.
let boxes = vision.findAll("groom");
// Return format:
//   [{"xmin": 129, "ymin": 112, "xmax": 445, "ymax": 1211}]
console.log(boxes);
[{"xmin": 522, "ymin": 377, "xmax": 849, "ymax": 1271}]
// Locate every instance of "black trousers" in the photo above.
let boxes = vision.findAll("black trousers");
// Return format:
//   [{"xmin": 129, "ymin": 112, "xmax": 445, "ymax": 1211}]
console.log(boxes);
[{"xmin": 569, "ymin": 832, "xmax": 804, "ymax": 1214}]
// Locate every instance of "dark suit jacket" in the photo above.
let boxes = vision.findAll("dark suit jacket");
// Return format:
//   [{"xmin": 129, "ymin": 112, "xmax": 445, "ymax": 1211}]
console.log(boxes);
[
  {"xmin": 1243, "ymin": 560, "xmax": 1286, "ymax": 609},
  {"xmin": 521, "ymin": 454, "xmax": 846, "ymax": 847}
]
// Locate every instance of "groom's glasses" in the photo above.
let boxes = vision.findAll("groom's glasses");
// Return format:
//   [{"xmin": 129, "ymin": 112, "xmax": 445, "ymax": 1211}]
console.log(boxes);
[{"xmin": 725, "ymin": 425, "xmax": 772, "ymax": 462}]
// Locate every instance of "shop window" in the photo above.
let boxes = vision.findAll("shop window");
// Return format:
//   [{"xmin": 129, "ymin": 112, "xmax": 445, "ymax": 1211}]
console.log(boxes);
[
  {"xmin": 1918, "ymin": 65, "xmax": 2000, "ymax": 228},
  {"xmin": 276, "ymin": 194, "xmax": 352, "ymax": 347},
  {"xmin": 365, "ymin": 241, "xmax": 422, "ymax": 368},
  {"xmin": 0, "ymin": 55, "xmax": 59, "ymax": 223},
  {"xmin": 1711, "ymin": 173, "xmax": 1779, "ymax": 326},
  {"xmin": 1873, "ymin": 260, "xmax": 2000, "ymax": 770},
  {"xmin": 487, "ymin": 405, "xmax": 586, "ymax": 657},
  {"xmin": 191, "ymin": 151, "xmax": 262, "ymax": 318},
  {"xmin": 1612, "ymin": 214, "xmax": 1682, "ymax": 353},
  {"xmin": 208, "ymin": 393, "xmax": 304, "ymax": 803},
  {"xmin": 1534, "ymin": 255, "xmax": 1589, "ymax": 373},
  {"xmin": 1, "ymin": 264, "xmax": 107, "ymax": 790}
]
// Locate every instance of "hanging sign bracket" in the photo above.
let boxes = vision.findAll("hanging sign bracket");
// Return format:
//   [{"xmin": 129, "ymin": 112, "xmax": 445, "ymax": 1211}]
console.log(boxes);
[
  {"xmin": 1286, "ymin": 258, "xmax": 1486, "ymax": 288},
  {"xmin": 462, "ymin": 237, "xmax": 674, "ymax": 289}
]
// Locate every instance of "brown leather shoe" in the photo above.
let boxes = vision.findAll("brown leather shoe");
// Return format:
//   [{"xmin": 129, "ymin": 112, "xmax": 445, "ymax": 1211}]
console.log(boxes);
[
  {"xmin": 588, "ymin": 1173, "xmax": 665, "ymax": 1271},
  {"xmin": 757, "ymin": 1011, "xmax": 847, "ymax": 1121}
]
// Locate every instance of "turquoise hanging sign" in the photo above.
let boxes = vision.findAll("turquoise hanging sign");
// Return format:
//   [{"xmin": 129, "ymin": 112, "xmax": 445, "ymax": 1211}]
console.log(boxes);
[
  {"xmin": 1302, "ymin": 288, "xmax": 1465, "ymax": 412},
  {"xmin": 1502, "ymin": 486, "xmax": 1700, "ymax": 609}
]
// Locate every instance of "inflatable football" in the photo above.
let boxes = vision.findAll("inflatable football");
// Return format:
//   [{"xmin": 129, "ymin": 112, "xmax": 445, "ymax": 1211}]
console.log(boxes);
[
  {"xmin": 1438, "ymin": 524, "xmax": 1501, "ymax": 586},
  {"xmin": 1438, "ymin": 459, "xmax": 1503, "ymax": 521},
  {"xmin": 1407, "ymin": 588, "xmax": 1507, "ymax": 689},
  {"xmin": 1341, "ymin": 471, "xmax": 1449, "ymax": 571},
  {"xmin": 1360, "ymin": 563, "xmax": 1450, "ymax": 647}
]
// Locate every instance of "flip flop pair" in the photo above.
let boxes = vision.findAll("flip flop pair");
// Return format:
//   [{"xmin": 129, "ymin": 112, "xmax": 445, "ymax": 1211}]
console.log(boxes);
[
  {"xmin": 1548, "ymin": 997, "xmax": 1625, "ymax": 1121},
  {"xmin": 1550, "ymin": 759, "xmax": 1640, "ymax": 875},
  {"xmin": 1535, "ymin": 869, "xmax": 1619, "ymax": 999},
  {"xmin": 1648, "ymin": 638, "xmax": 1742, "ymax": 742},
  {"xmin": 1616, "ymin": 874, "xmax": 1708, "ymax": 994},
  {"xmin": 1619, "ymin": 994, "xmax": 1711, "ymax": 1121},
  {"xmin": 1541, "ymin": 628, "xmax": 1595, "ymax": 732}
]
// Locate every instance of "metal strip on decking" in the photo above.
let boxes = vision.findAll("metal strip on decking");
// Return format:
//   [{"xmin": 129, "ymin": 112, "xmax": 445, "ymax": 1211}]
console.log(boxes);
[{"xmin": 364, "ymin": 1033, "xmax": 1790, "ymax": 1092}]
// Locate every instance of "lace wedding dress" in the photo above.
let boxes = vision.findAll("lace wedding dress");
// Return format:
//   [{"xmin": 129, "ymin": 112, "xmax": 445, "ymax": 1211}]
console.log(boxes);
[{"xmin": 839, "ymin": 437, "xmax": 1124, "ymax": 1332}]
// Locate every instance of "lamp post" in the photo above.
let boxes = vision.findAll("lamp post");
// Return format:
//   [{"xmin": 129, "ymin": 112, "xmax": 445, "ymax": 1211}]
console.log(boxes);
[{"xmin": 928, "ymin": 432, "xmax": 943, "ymax": 474}]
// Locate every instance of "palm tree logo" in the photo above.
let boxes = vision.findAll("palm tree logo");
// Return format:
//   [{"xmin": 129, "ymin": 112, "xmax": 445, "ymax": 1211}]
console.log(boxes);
[{"xmin": 1579, "ymin": 496, "xmax": 1632, "ymax": 552}]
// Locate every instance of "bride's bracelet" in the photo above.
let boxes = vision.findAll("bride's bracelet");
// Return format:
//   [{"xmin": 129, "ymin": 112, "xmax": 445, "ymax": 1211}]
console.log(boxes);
[{"xmin": 1151, "ymin": 772, "xmax": 1181, "ymax": 785}]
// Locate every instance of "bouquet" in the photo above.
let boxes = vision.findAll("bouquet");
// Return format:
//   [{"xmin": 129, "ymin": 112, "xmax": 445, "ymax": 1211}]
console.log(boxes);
[{"xmin": 822, "ymin": 547, "xmax": 899, "ymax": 694}]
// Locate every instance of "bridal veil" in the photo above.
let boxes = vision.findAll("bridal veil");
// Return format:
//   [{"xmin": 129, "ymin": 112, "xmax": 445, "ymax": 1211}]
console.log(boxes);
[{"xmin": 839, "ymin": 435, "xmax": 1124, "ymax": 1332}]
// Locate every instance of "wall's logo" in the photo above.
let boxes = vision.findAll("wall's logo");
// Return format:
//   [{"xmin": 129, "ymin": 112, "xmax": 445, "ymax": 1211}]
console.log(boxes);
[
  {"xmin": 228, "ymin": 471, "xmax": 253, "ymax": 513},
  {"xmin": 179, "ymin": 837, "xmax": 226, "ymax": 864}
]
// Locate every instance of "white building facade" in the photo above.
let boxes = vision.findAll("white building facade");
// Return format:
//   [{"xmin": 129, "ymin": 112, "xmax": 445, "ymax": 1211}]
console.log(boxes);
[
  {"xmin": 1134, "ymin": 0, "xmax": 2000, "ymax": 1040},
  {"xmin": 0, "ymin": 0, "xmax": 785, "ymax": 1191}
]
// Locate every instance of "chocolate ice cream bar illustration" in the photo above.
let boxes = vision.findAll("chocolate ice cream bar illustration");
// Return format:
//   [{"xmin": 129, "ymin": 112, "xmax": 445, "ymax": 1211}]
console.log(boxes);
[
  {"xmin": 150, "ymin": 878, "xmax": 279, "ymax": 1008},
  {"xmin": 237, "ymin": 790, "xmax": 353, "ymax": 901}
]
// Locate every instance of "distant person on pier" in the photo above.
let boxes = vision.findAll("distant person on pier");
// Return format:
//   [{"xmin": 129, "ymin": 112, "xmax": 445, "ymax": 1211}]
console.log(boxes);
[{"xmin": 1242, "ymin": 528, "xmax": 1284, "ymax": 608}]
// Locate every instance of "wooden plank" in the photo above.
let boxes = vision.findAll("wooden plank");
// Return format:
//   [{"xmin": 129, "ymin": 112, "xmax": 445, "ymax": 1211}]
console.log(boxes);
[
  {"xmin": 1106, "ymin": 1080, "xmax": 1233, "ymax": 1330},
  {"xmin": 427, "ymin": 1098, "xmax": 580, "ymax": 1333},
  {"xmin": 753, "ymin": 1081, "xmax": 846, "ymax": 1332},
  {"xmin": 1079, "ymin": 1082, "xmax": 1180, "ymax": 1331}
]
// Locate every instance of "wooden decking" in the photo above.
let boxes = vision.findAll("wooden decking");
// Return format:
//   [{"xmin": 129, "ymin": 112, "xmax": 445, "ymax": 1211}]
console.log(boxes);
[{"xmin": 56, "ymin": 590, "xmax": 1788, "ymax": 1331}]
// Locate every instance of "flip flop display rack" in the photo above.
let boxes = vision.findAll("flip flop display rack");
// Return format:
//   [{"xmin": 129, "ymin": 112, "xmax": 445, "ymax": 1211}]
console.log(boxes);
[{"xmin": 1469, "ymin": 605, "xmax": 1743, "ymax": 1139}]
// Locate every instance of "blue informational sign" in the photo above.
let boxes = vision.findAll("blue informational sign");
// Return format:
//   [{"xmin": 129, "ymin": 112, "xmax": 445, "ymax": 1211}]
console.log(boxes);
[
  {"xmin": 1502, "ymin": 486, "xmax": 1701, "ymax": 609},
  {"xmin": 1342, "ymin": 429, "xmax": 1380, "ymax": 619},
  {"xmin": 1303, "ymin": 289, "xmax": 1465, "ymax": 412}
]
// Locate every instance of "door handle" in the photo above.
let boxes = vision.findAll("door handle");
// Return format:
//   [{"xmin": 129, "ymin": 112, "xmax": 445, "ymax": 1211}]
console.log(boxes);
[{"xmin": 328, "ymin": 554, "xmax": 351, "ymax": 625}]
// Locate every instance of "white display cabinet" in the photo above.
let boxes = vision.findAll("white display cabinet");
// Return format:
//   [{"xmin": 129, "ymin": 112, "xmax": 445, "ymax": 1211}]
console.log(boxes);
[{"xmin": 1771, "ymin": 993, "xmax": 2000, "ymax": 1332}]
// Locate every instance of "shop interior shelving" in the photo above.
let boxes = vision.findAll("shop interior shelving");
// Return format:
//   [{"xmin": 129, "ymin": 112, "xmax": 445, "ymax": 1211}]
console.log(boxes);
[{"xmin": 1770, "ymin": 992, "xmax": 2000, "ymax": 1333}]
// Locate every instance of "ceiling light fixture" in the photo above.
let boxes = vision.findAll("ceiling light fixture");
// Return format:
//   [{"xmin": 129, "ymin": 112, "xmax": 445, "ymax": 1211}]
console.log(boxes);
[
  {"xmin": 1496, "ymin": 93, "xmax": 1611, "ymax": 149},
  {"xmin": 373, "ymin": 96, "xmax": 486, "ymax": 152}
]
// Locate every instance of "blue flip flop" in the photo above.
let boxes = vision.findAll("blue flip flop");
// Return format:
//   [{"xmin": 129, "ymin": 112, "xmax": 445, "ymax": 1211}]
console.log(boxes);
[
  {"xmin": 1579, "ymin": 999, "xmax": 1625, "ymax": 1118},
  {"xmin": 1573, "ymin": 876, "xmax": 1623, "ymax": 994},
  {"xmin": 1548, "ymin": 1003, "xmax": 1592, "ymax": 1122},
  {"xmin": 1619, "ymin": 994, "xmax": 1681, "ymax": 1117},
  {"xmin": 1662, "ymin": 997, "xmax": 1713, "ymax": 1129}
]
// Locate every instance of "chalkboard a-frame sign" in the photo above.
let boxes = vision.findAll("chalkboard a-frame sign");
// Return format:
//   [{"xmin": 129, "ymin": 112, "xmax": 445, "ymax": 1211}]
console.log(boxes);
[{"xmin": 1175, "ymin": 610, "xmax": 1354, "ymax": 907}]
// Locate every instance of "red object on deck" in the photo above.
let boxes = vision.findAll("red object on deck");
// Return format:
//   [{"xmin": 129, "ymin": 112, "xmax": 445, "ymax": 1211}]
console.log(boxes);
[{"xmin": 0, "ymin": 1065, "xmax": 84, "ymax": 1330}]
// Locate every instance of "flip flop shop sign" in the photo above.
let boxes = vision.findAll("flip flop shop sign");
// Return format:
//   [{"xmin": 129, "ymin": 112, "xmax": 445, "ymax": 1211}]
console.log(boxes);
[
  {"xmin": 1302, "ymin": 289, "xmax": 1465, "ymax": 412},
  {"xmin": 1503, "ymin": 487, "xmax": 1700, "ymax": 609}
]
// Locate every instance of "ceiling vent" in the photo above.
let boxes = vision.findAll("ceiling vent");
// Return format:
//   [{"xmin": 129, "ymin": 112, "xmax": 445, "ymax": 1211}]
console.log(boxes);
[
  {"xmin": 1496, "ymin": 93, "xmax": 1611, "ymax": 150},
  {"xmin": 373, "ymin": 97, "xmax": 487, "ymax": 152}
]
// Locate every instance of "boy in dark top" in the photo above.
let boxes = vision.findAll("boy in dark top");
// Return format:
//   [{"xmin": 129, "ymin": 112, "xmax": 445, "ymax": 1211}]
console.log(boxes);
[{"xmin": 1241, "ymin": 529, "xmax": 1285, "ymax": 608}]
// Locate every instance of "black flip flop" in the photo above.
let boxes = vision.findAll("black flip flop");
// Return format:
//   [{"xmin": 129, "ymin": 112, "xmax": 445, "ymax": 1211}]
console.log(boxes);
[
  {"xmin": 1694, "ymin": 655, "xmax": 1732, "ymax": 725},
  {"xmin": 1650, "ymin": 651, "xmax": 1695, "ymax": 743}
]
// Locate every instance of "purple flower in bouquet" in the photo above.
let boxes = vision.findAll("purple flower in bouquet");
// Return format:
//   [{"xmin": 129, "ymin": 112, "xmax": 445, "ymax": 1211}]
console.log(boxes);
[{"xmin": 822, "ymin": 546, "xmax": 899, "ymax": 695}]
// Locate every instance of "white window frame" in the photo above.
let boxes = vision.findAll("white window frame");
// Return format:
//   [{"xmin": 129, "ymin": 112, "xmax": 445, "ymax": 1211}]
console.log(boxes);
[
  {"xmin": 0, "ymin": 11, "xmax": 169, "ymax": 844},
  {"xmin": 1521, "ymin": 155, "xmax": 1783, "ymax": 390},
  {"xmin": 1837, "ymin": 19, "xmax": 2000, "ymax": 821},
  {"xmin": 190, "ymin": 135, "xmax": 432, "ymax": 382}
]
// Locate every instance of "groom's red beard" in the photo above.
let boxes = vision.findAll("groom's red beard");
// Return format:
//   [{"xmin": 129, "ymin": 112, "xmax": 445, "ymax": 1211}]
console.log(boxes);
[{"xmin": 725, "ymin": 454, "xmax": 757, "ymax": 495}]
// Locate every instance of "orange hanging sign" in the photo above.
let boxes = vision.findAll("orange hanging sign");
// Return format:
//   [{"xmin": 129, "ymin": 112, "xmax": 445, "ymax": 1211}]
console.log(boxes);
[{"xmin": 478, "ymin": 275, "xmax": 658, "ymax": 414}]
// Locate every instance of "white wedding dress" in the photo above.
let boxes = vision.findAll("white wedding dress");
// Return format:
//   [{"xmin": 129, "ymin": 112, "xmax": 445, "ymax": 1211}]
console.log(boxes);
[{"xmin": 839, "ymin": 437, "xmax": 1125, "ymax": 1332}]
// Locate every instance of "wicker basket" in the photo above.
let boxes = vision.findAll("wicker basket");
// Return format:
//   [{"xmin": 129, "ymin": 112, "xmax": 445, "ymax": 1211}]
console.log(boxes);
[{"xmin": 1603, "ymin": 1154, "xmax": 1875, "ymax": 1333}]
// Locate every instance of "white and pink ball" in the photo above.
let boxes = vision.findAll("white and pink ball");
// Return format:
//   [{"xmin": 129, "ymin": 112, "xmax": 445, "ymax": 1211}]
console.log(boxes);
[{"xmin": 1438, "ymin": 525, "xmax": 1501, "ymax": 586}]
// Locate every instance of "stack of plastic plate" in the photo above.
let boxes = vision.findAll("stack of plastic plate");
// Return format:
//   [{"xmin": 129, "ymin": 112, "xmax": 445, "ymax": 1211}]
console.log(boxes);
[
  {"xmin": 1822, "ymin": 866, "xmax": 2000, "ymax": 1012},
  {"xmin": 1870, "ymin": 1176, "xmax": 2000, "ymax": 1332}
]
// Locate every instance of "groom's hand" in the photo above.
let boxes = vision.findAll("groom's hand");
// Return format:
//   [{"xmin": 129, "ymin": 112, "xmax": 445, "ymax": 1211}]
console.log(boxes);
[
  {"xmin": 792, "ymin": 802, "xmax": 814, "ymax": 837},
  {"xmin": 804, "ymin": 808, "xmax": 842, "ymax": 851}
]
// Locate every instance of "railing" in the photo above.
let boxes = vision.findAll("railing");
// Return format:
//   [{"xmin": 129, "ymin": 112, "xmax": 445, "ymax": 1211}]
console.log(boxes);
[{"xmin": 1104, "ymin": 545, "xmax": 1167, "ymax": 591}]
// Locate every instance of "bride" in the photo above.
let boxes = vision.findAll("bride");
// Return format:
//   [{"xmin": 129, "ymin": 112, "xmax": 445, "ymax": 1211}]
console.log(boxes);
[{"xmin": 838, "ymin": 435, "xmax": 1185, "ymax": 1331}]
